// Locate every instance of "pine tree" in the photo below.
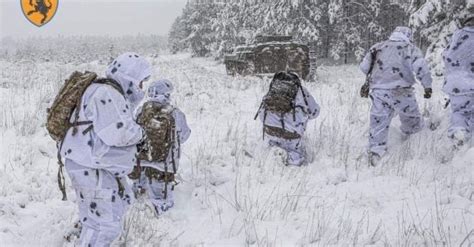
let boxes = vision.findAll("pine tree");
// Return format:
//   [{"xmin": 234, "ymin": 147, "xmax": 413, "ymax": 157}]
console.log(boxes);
[
  {"xmin": 167, "ymin": 0, "xmax": 453, "ymax": 68},
  {"xmin": 409, "ymin": 0, "xmax": 469, "ymax": 74}
]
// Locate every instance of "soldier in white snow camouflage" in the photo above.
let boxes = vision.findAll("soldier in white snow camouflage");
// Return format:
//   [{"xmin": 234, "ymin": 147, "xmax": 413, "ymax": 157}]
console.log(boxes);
[
  {"xmin": 360, "ymin": 27, "xmax": 433, "ymax": 162},
  {"xmin": 256, "ymin": 72, "xmax": 319, "ymax": 166},
  {"xmin": 442, "ymin": 13, "xmax": 474, "ymax": 147},
  {"xmin": 133, "ymin": 79, "xmax": 191, "ymax": 216},
  {"xmin": 61, "ymin": 52, "xmax": 151, "ymax": 246}
]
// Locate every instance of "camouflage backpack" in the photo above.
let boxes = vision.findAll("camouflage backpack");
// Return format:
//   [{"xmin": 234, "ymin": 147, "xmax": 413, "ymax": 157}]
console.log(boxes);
[
  {"xmin": 136, "ymin": 101, "xmax": 176, "ymax": 163},
  {"xmin": 255, "ymin": 71, "xmax": 308, "ymax": 139},
  {"xmin": 47, "ymin": 71, "xmax": 96, "ymax": 142},
  {"xmin": 262, "ymin": 71, "xmax": 302, "ymax": 114},
  {"xmin": 46, "ymin": 71, "xmax": 124, "ymax": 200},
  {"xmin": 46, "ymin": 71, "xmax": 124, "ymax": 142}
]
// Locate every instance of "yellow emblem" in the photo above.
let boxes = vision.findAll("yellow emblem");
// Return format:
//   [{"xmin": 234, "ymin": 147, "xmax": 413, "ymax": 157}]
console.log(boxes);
[{"xmin": 21, "ymin": 0, "xmax": 58, "ymax": 27}]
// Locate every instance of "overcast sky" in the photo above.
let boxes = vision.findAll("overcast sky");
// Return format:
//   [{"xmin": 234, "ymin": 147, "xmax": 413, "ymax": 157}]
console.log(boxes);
[{"xmin": 0, "ymin": 0, "xmax": 187, "ymax": 38}]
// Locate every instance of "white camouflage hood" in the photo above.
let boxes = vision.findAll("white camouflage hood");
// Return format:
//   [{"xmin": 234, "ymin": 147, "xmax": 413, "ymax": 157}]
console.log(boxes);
[
  {"xmin": 389, "ymin": 26, "xmax": 413, "ymax": 42},
  {"xmin": 147, "ymin": 79, "xmax": 174, "ymax": 105},
  {"xmin": 106, "ymin": 52, "xmax": 152, "ymax": 105}
]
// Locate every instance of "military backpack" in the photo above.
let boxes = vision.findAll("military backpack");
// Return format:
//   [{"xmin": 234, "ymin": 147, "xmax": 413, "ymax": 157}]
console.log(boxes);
[
  {"xmin": 136, "ymin": 101, "xmax": 176, "ymax": 163},
  {"xmin": 255, "ymin": 71, "xmax": 308, "ymax": 140},
  {"xmin": 46, "ymin": 71, "xmax": 124, "ymax": 200}
]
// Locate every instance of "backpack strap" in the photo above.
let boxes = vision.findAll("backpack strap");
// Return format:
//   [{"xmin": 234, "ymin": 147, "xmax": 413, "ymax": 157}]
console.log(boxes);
[
  {"xmin": 264, "ymin": 125, "xmax": 301, "ymax": 139},
  {"xmin": 254, "ymin": 101, "xmax": 264, "ymax": 120},
  {"xmin": 280, "ymin": 112, "xmax": 285, "ymax": 130},
  {"xmin": 297, "ymin": 84, "xmax": 308, "ymax": 106},
  {"xmin": 94, "ymin": 78, "xmax": 125, "ymax": 97},
  {"xmin": 71, "ymin": 94, "xmax": 89, "ymax": 136},
  {"xmin": 167, "ymin": 107, "xmax": 178, "ymax": 176},
  {"xmin": 360, "ymin": 48, "xmax": 379, "ymax": 98},
  {"xmin": 144, "ymin": 167, "xmax": 176, "ymax": 199},
  {"xmin": 262, "ymin": 109, "xmax": 267, "ymax": 140},
  {"xmin": 56, "ymin": 141, "xmax": 68, "ymax": 201},
  {"xmin": 367, "ymin": 48, "xmax": 378, "ymax": 77},
  {"xmin": 115, "ymin": 177, "xmax": 125, "ymax": 198}
]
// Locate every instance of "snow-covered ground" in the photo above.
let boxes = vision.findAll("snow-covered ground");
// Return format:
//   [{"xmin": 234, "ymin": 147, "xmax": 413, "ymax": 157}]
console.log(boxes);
[{"xmin": 0, "ymin": 54, "xmax": 472, "ymax": 246}]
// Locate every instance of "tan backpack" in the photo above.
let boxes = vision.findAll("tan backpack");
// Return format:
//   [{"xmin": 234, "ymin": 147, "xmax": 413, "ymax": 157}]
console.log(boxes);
[
  {"xmin": 47, "ymin": 71, "xmax": 97, "ymax": 142},
  {"xmin": 136, "ymin": 101, "xmax": 176, "ymax": 163},
  {"xmin": 46, "ymin": 71, "xmax": 124, "ymax": 200}
]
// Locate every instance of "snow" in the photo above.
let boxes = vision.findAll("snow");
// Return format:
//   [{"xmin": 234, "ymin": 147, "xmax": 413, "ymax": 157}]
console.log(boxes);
[{"xmin": 0, "ymin": 54, "xmax": 473, "ymax": 246}]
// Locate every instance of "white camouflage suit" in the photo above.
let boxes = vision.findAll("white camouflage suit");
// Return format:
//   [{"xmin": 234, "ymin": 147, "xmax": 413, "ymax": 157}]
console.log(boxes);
[
  {"xmin": 257, "ymin": 83, "xmax": 320, "ymax": 166},
  {"xmin": 133, "ymin": 79, "xmax": 191, "ymax": 215},
  {"xmin": 442, "ymin": 25, "xmax": 474, "ymax": 143},
  {"xmin": 61, "ymin": 52, "xmax": 151, "ymax": 246},
  {"xmin": 360, "ymin": 27, "xmax": 433, "ymax": 156}
]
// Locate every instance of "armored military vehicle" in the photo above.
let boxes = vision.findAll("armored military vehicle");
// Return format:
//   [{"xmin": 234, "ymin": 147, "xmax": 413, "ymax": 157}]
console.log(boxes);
[{"xmin": 224, "ymin": 35, "xmax": 311, "ymax": 80}]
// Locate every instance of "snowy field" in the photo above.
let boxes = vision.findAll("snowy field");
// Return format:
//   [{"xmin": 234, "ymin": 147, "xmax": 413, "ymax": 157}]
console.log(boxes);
[{"xmin": 0, "ymin": 54, "xmax": 473, "ymax": 246}]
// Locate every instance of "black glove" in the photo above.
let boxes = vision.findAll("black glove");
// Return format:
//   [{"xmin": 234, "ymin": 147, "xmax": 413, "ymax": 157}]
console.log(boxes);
[
  {"xmin": 424, "ymin": 88, "xmax": 432, "ymax": 99},
  {"xmin": 360, "ymin": 82, "xmax": 370, "ymax": 98}
]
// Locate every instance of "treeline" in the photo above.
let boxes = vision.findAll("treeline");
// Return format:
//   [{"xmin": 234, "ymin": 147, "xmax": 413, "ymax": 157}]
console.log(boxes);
[
  {"xmin": 169, "ymin": 0, "xmax": 471, "ymax": 69},
  {"xmin": 0, "ymin": 35, "xmax": 167, "ymax": 64}
]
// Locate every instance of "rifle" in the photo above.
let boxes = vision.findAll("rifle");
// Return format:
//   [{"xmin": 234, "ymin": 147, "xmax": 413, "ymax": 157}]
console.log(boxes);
[{"xmin": 360, "ymin": 49, "xmax": 378, "ymax": 98}]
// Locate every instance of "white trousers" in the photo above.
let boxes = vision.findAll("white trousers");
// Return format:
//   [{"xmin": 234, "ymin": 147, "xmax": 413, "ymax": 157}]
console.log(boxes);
[
  {"xmin": 65, "ymin": 159, "xmax": 134, "ymax": 247},
  {"xmin": 145, "ymin": 175, "xmax": 174, "ymax": 213},
  {"xmin": 448, "ymin": 94, "xmax": 474, "ymax": 141},
  {"xmin": 369, "ymin": 88, "xmax": 423, "ymax": 156},
  {"xmin": 266, "ymin": 135, "xmax": 305, "ymax": 166}
]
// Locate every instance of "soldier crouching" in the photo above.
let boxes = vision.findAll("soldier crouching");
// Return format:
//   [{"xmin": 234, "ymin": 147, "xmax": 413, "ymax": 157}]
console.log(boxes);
[{"xmin": 255, "ymin": 71, "xmax": 319, "ymax": 166}]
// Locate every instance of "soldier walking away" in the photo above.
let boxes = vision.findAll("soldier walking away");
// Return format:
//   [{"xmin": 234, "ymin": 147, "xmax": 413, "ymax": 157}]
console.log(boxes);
[
  {"xmin": 27, "ymin": 0, "xmax": 52, "ymax": 24},
  {"xmin": 359, "ymin": 26, "xmax": 433, "ymax": 166},
  {"xmin": 130, "ymin": 79, "xmax": 191, "ymax": 216},
  {"xmin": 442, "ymin": 10, "xmax": 474, "ymax": 153},
  {"xmin": 49, "ymin": 52, "xmax": 151, "ymax": 246},
  {"xmin": 255, "ymin": 71, "xmax": 320, "ymax": 166}
]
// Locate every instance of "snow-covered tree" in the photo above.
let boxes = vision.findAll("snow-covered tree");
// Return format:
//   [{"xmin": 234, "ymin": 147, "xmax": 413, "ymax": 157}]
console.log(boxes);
[
  {"xmin": 408, "ymin": 0, "xmax": 471, "ymax": 74},
  {"xmin": 170, "ymin": 0, "xmax": 458, "ymax": 66}
]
